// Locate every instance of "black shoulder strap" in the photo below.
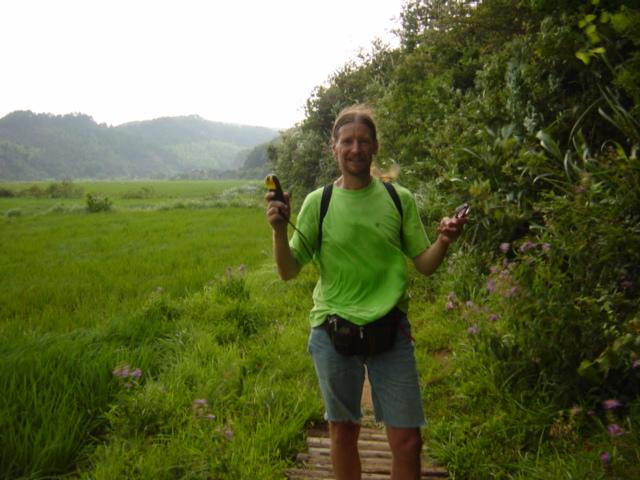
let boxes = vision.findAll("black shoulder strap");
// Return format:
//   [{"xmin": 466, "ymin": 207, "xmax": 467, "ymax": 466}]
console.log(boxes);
[
  {"xmin": 318, "ymin": 184, "xmax": 333, "ymax": 251},
  {"xmin": 382, "ymin": 182, "xmax": 403, "ymax": 221},
  {"xmin": 317, "ymin": 181, "xmax": 403, "ymax": 252}
]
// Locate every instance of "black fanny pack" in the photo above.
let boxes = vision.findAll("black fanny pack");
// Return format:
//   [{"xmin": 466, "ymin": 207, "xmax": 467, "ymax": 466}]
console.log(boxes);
[{"xmin": 322, "ymin": 308, "xmax": 404, "ymax": 356}]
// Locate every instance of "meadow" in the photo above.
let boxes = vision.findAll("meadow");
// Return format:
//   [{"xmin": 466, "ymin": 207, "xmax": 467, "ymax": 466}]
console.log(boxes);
[
  {"xmin": 0, "ymin": 180, "xmax": 323, "ymax": 478},
  {"xmin": 1, "ymin": 179, "xmax": 636, "ymax": 479}
]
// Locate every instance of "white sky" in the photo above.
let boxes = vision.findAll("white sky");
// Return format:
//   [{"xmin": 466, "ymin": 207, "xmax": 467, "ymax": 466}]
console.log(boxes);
[{"xmin": 0, "ymin": 0, "xmax": 405, "ymax": 129}]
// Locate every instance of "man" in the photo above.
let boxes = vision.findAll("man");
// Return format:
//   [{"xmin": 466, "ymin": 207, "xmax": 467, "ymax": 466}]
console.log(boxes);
[{"xmin": 265, "ymin": 105, "xmax": 465, "ymax": 480}]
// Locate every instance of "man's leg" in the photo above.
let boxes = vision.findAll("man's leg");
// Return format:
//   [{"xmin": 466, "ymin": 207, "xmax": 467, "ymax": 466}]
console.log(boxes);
[
  {"xmin": 308, "ymin": 327, "xmax": 366, "ymax": 479},
  {"xmin": 386, "ymin": 425, "xmax": 422, "ymax": 480},
  {"xmin": 329, "ymin": 421, "xmax": 361, "ymax": 480}
]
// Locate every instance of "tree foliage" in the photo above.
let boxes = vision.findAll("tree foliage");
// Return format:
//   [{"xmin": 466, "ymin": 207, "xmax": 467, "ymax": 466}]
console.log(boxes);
[
  {"xmin": 0, "ymin": 112, "xmax": 279, "ymax": 180},
  {"xmin": 269, "ymin": 1, "xmax": 640, "ymax": 467}
]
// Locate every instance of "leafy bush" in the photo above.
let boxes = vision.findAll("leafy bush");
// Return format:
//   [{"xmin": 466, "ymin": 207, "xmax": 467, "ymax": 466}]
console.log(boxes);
[{"xmin": 85, "ymin": 193, "xmax": 113, "ymax": 213}]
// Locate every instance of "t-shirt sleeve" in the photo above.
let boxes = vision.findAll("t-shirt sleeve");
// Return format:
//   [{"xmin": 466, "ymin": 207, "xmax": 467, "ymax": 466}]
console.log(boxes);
[
  {"xmin": 399, "ymin": 187, "xmax": 430, "ymax": 258},
  {"xmin": 289, "ymin": 189, "xmax": 321, "ymax": 266}
]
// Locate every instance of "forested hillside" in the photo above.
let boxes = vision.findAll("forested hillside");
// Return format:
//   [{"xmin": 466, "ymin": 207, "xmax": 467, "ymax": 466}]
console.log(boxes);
[
  {"xmin": 270, "ymin": 0, "xmax": 639, "ymax": 476},
  {"xmin": 0, "ymin": 111, "xmax": 278, "ymax": 180}
]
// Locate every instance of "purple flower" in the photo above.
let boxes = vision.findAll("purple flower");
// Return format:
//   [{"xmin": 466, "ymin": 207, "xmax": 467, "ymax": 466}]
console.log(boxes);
[
  {"xmin": 519, "ymin": 241, "xmax": 537, "ymax": 253},
  {"xmin": 206, "ymin": 414, "xmax": 216, "ymax": 420},
  {"xmin": 465, "ymin": 300, "xmax": 474, "ymax": 307},
  {"xmin": 607, "ymin": 424, "xmax": 625, "ymax": 437},
  {"xmin": 112, "ymin": 364, "xmax": 130, "ymax": 378},
  {"xmin": 633, "ymin": 360, "xmax": 640, "ymax": 369},
  {"xmin": 193, "ymin": 398, "xmax": 208, "ymax": 406},
  {"xmin": 130, "ymin": 368, "xmax": 142, "ymax": 379},
  {"xmin": 602, "ymin": 399, "xmax": 623, "ymax": 410},
  {"xmin": 486, "ymin": 279, "xmax": 496, "ymax": 293},
  {"xmin": 504, "ymin": 286, "xmax": 518, "ymax": 298},
  {"xmin": 499, "ymin": 242, "xmax": 510, "ymax": 254},
  {"xmin": 445, "ymin": 301, "xmax": 455, "ymax": 311},
  {"xmin": 489, "ymin": 314, "xmax": 499, "ymax": 322},
  {"xmin": 541, "ymin": 243, "xmax": 551, "ymax": 252},
  {"xmin": 467, "ymin": 325, "xmax": 479, "ymax": 335},
  {"xmin": 600, "ymin": 451, "xmax": 611, "ymax": 464},
  {"xmin": 225, "ymin": 429, "xmax": 234, "ymax": 440}
]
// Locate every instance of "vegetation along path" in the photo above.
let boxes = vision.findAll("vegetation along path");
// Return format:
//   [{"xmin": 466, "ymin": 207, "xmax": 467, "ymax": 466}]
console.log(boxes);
[{"xmin": 286, "ymin": 374, "xmax": 449, "ymax": 479}]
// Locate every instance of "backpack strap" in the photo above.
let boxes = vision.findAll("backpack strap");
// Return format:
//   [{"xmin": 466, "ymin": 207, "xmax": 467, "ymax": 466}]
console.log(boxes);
[
  {"xmin": 318, "ymin": 183, "xmax": 333, "ymax": 251},
  {"xmin": 317, "ymin": 181, "xmax": 403, "ymax": 252},
  {"xmin": 382, "ymin": 182, "xmax": 403, "ymax": 221}
]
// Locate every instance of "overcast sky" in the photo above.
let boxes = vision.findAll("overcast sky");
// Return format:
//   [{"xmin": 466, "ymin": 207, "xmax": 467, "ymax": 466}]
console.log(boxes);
[{"xmin": 0, "ymin": 0, "xmax": 405, "ymax": 129}]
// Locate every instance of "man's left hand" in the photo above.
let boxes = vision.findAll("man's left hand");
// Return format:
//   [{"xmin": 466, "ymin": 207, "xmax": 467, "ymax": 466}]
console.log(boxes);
[{"xmin": 436, "ymin": 216, "xmax": 467, "ymax": 245}]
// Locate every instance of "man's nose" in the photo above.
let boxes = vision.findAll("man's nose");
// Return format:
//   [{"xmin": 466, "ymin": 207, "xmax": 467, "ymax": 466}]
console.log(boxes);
[{"xmin": 351, "ymin": 141, "xmax": 361, "ymax": 153}]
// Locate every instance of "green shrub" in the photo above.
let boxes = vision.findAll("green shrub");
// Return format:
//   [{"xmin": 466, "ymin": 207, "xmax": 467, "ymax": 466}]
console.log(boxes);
[{"xmin": 86, "ymin": 193, "xmax": 113, "ymax": 213}]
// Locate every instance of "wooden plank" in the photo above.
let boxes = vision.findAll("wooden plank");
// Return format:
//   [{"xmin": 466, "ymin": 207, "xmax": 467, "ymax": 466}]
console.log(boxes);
[{"xmin": 307, "ymin": 436, "xmax": 390, "ymax": 452}]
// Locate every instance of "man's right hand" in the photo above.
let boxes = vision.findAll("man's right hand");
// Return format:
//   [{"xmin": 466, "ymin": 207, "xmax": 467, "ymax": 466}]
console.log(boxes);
[{"xmin": 265, "ymin": 191, "xmax": 290, "ymax": 231}]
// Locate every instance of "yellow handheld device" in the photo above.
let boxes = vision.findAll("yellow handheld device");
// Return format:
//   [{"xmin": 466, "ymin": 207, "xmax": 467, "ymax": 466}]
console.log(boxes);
[{"xmin": 265, "ymin": 174, "xmax": 285, "ymax": 203}]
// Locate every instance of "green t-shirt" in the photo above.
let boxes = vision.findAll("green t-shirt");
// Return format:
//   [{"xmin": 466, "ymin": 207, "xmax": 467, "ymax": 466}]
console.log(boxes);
[{"xmin": 290, "ymin": 178, "xmax": 429, "ymax": 327}]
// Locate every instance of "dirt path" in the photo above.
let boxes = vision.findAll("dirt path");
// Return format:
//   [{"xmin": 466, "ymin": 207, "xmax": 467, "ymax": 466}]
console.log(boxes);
[{"xmin": 285, "ymin": 370, "xmax": 448, "ymax": 479}]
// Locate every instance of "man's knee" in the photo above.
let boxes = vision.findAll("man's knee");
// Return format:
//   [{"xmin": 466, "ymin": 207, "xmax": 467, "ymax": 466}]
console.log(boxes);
[
  {"xmin": 330, "ymin": 421, "xmax": 360, "ymax": 448},
  {"xmin": 387, "ymin": 427, "xmax": 422, "ymax": 458}
]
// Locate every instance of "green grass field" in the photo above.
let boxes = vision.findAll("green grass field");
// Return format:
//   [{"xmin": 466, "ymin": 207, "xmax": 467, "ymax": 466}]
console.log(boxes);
[
  {"xmin": 0, "ymin": 179, "xmax": 323, "ymax": 479},
  {"xmin": 2, "ymin": 179, "xmax": 636, "ymax": 479}
]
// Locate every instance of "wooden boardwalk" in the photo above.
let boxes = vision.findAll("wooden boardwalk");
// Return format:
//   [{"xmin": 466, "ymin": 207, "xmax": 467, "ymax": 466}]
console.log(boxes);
[{"xmin": 285, "ymin": 375, "xmax": 448, "ymax": 480}]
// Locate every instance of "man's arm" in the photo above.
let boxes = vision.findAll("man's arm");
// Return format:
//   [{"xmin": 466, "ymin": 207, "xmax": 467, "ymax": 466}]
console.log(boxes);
[
  {"xmin": 413, "ymin": 216, "xmax": 466, "ymax": 276},
  {"xmin": 266, "ymin": 191, "xmax": 301, "ymax": 281}
]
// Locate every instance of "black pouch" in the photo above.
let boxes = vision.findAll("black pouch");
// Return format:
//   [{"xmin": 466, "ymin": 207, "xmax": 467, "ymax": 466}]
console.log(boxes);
[{"xmin": 323, "ymin": 308, "xmax": 402, "ymax": 356}]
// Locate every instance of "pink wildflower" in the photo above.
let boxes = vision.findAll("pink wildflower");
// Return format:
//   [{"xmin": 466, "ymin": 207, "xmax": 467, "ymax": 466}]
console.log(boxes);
[
  {"xmin": 467, "ymin": 325, "xmax": 479, "ymax": 335},
  {"xmin": 602, "ymin": 399, "xmax": 623, "ymax": 410},
  {"xmin": 504, "ymin": 286, "xmax": 518, "ymax": 298},
  {"xmin": 499, "ymin": 242, "xmax": 510, "ymax": 254},
  {"xmin": 486, "ymin": 279, "xmax": 496, "ymax": 293},
  {"xmin": 130, "ymin": 368, "xmax": 142, "ymax": 379},
  {"xmin": 112, "ymin": 364, "xmax": 130, "ymax": 378},
  {"xmin": 489, "ymin": 314, "xmax": 499, "ymax": 322},
  {"xmin": 607, "ymin": 424, "xmax": 624, "ymax": 437},
  {"xmin": 600, "ymin": 451, "xmax": 611, "ymax": 464},
  {"xmin": 445, "ymin": 301, "xmax": 455, "ymax": 311},
  {"xmin": 519, "ymin": 241, "xmax": 537, "ymax": 253}
]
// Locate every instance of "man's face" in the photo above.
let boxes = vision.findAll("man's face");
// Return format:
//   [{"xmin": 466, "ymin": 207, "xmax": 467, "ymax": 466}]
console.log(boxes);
[{"xmin": 332, "ymin": 122, "xmax": 378, "ymax": 179}]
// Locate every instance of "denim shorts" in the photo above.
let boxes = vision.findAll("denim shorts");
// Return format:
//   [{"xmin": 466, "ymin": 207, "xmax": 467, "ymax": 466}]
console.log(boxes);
[{"xmin": 307, "ymin": 315, "xmax": 425, "ymax": 428}]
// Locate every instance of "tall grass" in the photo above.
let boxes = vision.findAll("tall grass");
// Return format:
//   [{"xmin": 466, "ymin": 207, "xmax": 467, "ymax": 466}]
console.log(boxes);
[
  {"xmin": 1, "ymin": 206, "xmax": 270, "ymax": 332},
  {"xmin": 0, "ymin": 180, "xmax": 325, "ymax": 479}
]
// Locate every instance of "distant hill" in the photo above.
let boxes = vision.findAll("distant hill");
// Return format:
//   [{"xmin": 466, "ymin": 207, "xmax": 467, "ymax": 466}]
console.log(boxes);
[{"xmin": 0, "ymin": 111, "xmax": 280, "ymax": 180}]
